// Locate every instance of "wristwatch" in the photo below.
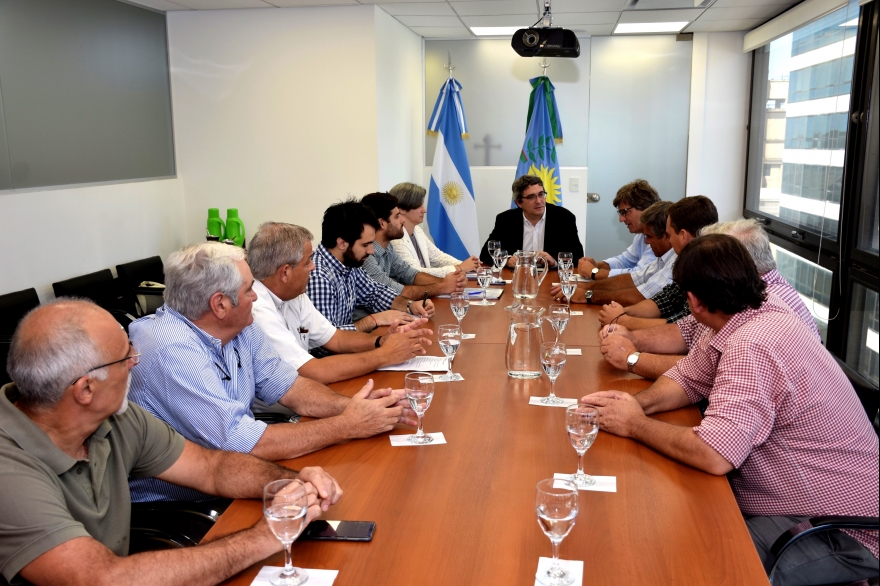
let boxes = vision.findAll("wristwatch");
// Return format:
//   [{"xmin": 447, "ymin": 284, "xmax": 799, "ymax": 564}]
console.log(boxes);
[
  {"xmin": 406, "ymin": 299, "xmax": 414, "ymax": 315},
  {"xmin": 585, "ymin": 290, "xmax": 594, "ymax": 304},
  {"xmin": 591, "ymin": 267, "xmax": 599, "ymax": 280},
  {"xmin": 626, "ymin": 351, "xmax": 641, "ymax": 373}
]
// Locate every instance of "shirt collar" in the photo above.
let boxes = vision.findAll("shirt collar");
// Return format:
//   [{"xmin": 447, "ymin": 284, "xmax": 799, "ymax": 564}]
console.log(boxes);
[
  {"xmin": 253, "ymin": 279, "xmax": 283, "ymax": 312},
  {"xmin": 0, "ymin": 383, "xmax": 111, "ymax": 475},
  {"xmin": 761, "ymin": 269, "xmax": 784, "ymax": 285},
  {"xmin": 658, "ymin": 248, "xmax": 677, "ymax": 265},
  {"xmin": 157, "ymin": 305, "xmax": 225, "ymax": 354},
  {"xmin": 522, "ymin": 207, "xmax": 547, "ymax": 227},
  {"xmin": 316, "ymin": 243, "xmax": 350, "ymax": 276},
  {"xmin": 372, "ymin": 240, "xmax": 388, "ymax": 256}
]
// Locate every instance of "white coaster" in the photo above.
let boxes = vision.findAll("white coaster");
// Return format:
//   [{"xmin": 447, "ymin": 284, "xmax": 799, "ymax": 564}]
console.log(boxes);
[
  {"xmin": 565, "ymin": 348, "xmax": 582, "ymax": 356},
  {"xmin": 461, "ymin": 333, "xmax": 476, "ymax": 339},
  {"xmin": 534, "ymin": 557, "xmax": 584, "ymax": 586},
  {"xmin": 390, "ymin": 432, "xmax": 446, "ymax": 446},
  {"xmin": 528, "ymin": 396, "xmax": 578, "ymax": 407},
  {"xmin": 432, "ymin": 373, "xmax": 464, "ymax": 382},
  {"xmin": 251, "ymin": 567, "xmax": 338, "ymax": 585},
  {"xmin": 553, "ymin": 472, "xmax": 617, "ymax": 492},
  {"xmin": 569, "ymin": 311, "xmax": 584, "ymax": 316}
]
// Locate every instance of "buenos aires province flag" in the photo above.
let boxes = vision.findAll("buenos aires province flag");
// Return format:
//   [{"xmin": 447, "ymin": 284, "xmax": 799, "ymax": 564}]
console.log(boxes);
[
  {"xmin": 514, "ymin": 76, "xmax": 564, "ymax": 208},
  {"xmin": 427, "ymin": 78, "xmax": 480, "ymax": 259}
]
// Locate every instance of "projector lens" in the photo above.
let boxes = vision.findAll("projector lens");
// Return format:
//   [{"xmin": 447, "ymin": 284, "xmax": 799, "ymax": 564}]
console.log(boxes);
[{"xmin": 522, "ymin": 31, "xmax": 540, "ymax": 47}]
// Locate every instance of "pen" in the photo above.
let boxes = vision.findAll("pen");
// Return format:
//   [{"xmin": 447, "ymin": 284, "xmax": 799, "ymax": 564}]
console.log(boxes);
[{"xmin": 423, "ymin": 292, "xmax": 428, "ymax": 308}]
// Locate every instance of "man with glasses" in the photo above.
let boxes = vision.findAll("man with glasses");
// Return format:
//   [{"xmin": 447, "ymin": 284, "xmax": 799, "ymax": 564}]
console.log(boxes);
[
  {"xmin": 479, "ymin": 174, "xmax": 583, "ymax": 267},
  {"xmin": 577, "ymin": 179, "xmax": 661, "ymax": 281},
  {"xmin": 0, "ymin": 299, "xmax": 341, "ymax": 586}
]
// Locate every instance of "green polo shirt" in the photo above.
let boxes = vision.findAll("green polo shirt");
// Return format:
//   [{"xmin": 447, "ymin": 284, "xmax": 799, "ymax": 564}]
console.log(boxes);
[{"xmin": 0, "ymin": 384, "xmax": 185, "ymax": 585}]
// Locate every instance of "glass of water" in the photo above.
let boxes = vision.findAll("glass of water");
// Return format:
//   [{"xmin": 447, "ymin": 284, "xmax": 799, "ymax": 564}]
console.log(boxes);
[
  {"xmin": 560, "ymin": 275, "xmax": 577, "ymax": 306},
  {"xmin": 438, "ymin": 325, "xmax": 462, "ymax": 381},
  {"xmin": 405, "ymin": 372, "xmax": 435, "ymax": 444},
  {"xmin": 263, "ymin": 479, "xmax": 310, "ymax": 586},
  {"xmin": 535, "ymin": 478, "xmax": 578, "ymax": 586},
  {"xmin": 488, "ymin": 240, "xmax": 501, "ymax": 261},
  {"xmin": 450, "ymin": 291, "xmax": 469, "ymax": 333},
  {"xmin": 476, "ymin": 267, "xmax": 493, "ymax": 305},
  {"xmin": 557, "ymin": 252, "xmax": 573, "ymax": 271},
  {"xmin": 540, "ymin": 342, "xmax": 567, "ymax": 405},
  {"xmin": 566, "ymin": 404, "xmax": 599, "ymax": 488},
  {"xmin": 492, "ymin": 249, "xmax": 508, "ymax": 280},
  {"xmin": 548, "ymin": 303, "xmax": 570, "ymax": 343}
]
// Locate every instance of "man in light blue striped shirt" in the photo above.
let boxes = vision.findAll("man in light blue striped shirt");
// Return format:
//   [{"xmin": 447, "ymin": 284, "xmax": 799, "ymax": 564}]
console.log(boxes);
[{"xmin": 129, "ymin": 242, "xmax": 416, "ymax": 502}]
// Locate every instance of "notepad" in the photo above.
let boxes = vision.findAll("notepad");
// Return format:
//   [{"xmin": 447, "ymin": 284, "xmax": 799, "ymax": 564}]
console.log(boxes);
[{"xmin": 377, "ymin": 356, "xmax": 448, "ymax": 371}]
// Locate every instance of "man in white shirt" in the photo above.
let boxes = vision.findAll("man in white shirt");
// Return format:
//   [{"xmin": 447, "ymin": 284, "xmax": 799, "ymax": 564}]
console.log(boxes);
[{"xmin": 249, "ymin": 222, "xmax": 434, "ymax": 384}]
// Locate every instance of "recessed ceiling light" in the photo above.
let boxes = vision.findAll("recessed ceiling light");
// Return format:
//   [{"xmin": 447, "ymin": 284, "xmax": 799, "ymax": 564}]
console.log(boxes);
[
  {"xmin": 471, "ymin": 27, "xmax": 523, "ymax": 36},
  {"xmin": 839, "ymin": 18, "xmax": 858, "ymax": 27},
  {"xmin": 614, "ymin": 22, "xmax": 689, "ymax": 34}
]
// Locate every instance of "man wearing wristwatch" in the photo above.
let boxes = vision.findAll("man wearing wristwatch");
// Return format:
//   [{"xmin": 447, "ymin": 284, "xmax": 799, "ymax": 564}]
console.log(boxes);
[{"xmin": 249, "ymin": 222, "xmax": 434, "ymax": 384}]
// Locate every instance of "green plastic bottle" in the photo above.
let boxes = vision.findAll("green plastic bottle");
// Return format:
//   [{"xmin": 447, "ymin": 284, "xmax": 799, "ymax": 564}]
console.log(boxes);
[
  {"xmin": 225, "ymin": 208, "xmax": 246, "ymax": 247},
  {"xmin": 207, "ymin": 208, "xmax": 226, "ymax": 240}
]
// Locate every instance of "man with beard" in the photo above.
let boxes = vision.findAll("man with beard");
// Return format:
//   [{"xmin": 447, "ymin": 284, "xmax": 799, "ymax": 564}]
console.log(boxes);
[
  {"xmin": 308, "ymin": 199, "xmax": 435, "ymax": 333},
  {"xmin": 360, "ymin": 192, "xmax": 466, "ymax": 297}
]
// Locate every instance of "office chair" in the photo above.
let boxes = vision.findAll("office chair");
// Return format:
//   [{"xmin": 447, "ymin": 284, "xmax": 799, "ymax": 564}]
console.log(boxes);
[
  {"xmin": 52, "ymin": 269, "xmax": 138, "ymax": 331},
  {"xmin": 116, "ymin": 256, "xmax": 165, "ymax": 316},
  {"xmin": 129, "ymin": 508, "xmax": 221, "ymax": 553},
  {"xmin": 0, "ymin": 288, "xmax": 41, "ymax": 387}
]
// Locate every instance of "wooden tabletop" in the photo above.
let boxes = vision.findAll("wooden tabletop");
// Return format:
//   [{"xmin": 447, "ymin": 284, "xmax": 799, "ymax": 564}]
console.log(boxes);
[{"xmin": 205, "ymin": 271, "xmax": 769, "ymax": 586}]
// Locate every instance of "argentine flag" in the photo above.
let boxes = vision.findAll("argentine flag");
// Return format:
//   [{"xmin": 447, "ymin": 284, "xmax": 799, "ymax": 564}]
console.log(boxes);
[
  {"xmin": 514, "ymin": 76, "xmax": 564, "ymax": 208},
  {"xmin": 427, "ymin": 78, "xmax": 480, "ymax": 259}
]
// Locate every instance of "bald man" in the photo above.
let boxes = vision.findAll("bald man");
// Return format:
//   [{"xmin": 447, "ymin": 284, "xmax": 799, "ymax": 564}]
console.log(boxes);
[{"xmin": 0, "ymin": 299, "xmax": 340, "ymax": 586}]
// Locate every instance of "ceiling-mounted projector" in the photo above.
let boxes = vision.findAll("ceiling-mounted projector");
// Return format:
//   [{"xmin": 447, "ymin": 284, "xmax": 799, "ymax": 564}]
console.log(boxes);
[{"xmin": 511, "ymin": 28, "xmax": 580, "ymax": 58}]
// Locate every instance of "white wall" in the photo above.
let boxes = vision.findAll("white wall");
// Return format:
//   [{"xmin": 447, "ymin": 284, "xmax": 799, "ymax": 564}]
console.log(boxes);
[
  {"xmin": 686, "ymin": 32, "xmax": 752, "ymax": 222},
  {"xmin": 0, "ymin": 178, "xmax": 186, "ymax": 300},
  {"xmin": 168, "ymin": 6, "xmax": 385, "ymax": 244},
  {"xmin": 375, "ymin": 7, "xmax": 424, "ymax": 190}
]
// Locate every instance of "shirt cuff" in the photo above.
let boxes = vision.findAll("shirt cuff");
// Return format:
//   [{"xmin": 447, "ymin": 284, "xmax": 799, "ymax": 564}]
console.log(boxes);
[
  {"xmin": 664, "ymin": 366, "xmax": 705, "ymax": 404},
  {"xmin": 223, "ymin": 416, "xmax": 269, "ymax": 453},
  {"xmin": 693, "ymin": 416, "xmax": 752, "ymax": 469},
  {"xmin": 607, "ymin": 268, "xmax": 626, "ymax": 277}
]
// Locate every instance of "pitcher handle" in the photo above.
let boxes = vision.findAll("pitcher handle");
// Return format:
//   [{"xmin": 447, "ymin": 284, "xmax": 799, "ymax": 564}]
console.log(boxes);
[{"xmin": 535, "ymin": 256, "xmax": 548, "ymax": 286}]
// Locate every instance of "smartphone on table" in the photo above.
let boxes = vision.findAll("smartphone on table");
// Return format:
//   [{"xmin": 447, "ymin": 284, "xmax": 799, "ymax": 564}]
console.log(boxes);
[{"xmin": 300, "ymin": 520, "xmax": 375, "ymax": 542}]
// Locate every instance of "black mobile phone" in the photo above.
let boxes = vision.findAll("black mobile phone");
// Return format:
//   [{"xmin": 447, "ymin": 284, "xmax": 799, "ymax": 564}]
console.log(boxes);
[{"xmin": 300, "ymin": 520, "xmax": 375, "ymax": 542}]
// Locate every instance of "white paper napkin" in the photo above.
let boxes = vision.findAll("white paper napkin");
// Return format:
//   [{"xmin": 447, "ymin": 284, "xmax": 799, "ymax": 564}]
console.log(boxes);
[
  {"xmin": 432, "ymin": 373, "xmax": 464, "ymax": 382},
  {"xmin": 461, "ymin": 333, "xmax": 476, "ymax": 339},
  {"xmin": 251, "ymin": 567, "xmax": 338, "ymax": 586},
  {"xmin": 565, "ymin": 348, "xmax": 582, "ymax": 356},
  {"xmin": 553, "ymin": 472, "xmax": 617, "ymax": 492},
  {"xmin": 529, "ymin": 397, "xmax": 578, "ymax": 407},
  {"xmin": 389, "ymin": 432, "xmax": 447, "ymax": 446},
  {"xmin": 534, "ymin": 557, "xmax": 584, "ymax": 586},
  {"xmin": 569, "ymin": 311, "xmax": 584, "ymax": 316}
]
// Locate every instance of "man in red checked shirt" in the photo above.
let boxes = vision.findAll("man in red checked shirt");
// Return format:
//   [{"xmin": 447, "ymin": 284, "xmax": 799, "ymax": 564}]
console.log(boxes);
[{"xmin": 582, "ymin": 234, "xmax": 879, "ymax": 586}]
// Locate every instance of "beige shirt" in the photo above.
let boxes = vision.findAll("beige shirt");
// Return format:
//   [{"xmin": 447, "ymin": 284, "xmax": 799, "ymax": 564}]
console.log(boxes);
[{"xmin": 0, "ymin": 384, "xmax": 185, "ymax": 584}]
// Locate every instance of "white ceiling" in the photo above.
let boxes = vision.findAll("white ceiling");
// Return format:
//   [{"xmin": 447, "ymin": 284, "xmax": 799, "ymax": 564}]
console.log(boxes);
[{"xmin": 125, "ymin": 0, "xmax": 798, "ymax": 37}]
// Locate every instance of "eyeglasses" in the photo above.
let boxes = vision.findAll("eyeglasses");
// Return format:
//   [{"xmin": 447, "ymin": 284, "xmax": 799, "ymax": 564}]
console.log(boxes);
[
  {"xmin": 521, "ymin": 191, "xmax": 547, "ymax": 202},
  {"xmin": 616, "ymin": 206, "xmax": 635, "ymax": 217},
  {"xmin": 69, "ymin": 341, "xmax": 140, "ymax": 387}
]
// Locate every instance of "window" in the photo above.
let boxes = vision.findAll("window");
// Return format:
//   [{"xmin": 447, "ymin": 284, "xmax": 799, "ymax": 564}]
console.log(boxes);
[
  {"xmin": 846, "ymin": 283, "xmax": 879, "ymax": 386},
  {"xmin": 771, "ymin": 243, "xmax": 832, "ymax": 341}
]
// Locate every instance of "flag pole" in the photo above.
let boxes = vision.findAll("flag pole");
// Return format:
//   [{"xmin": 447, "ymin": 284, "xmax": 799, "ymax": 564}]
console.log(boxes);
[
  {"xmin": 444, "ymin": 50, "xmax": 455, "ymax": 79},
  {"xmin": 539, "ymin": 59, "xmax": 550, "ymax": 77}
]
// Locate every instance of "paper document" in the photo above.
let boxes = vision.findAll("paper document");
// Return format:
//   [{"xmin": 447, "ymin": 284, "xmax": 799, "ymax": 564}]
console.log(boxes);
[
  {"xmin": 251, "ymin": 567, "xmax": 338, "ymax": 586},
  {"xmin": 437, "ymin": 288, "xmax": 503, "ymax": 300},
  {"xmin": 553, "ymin": 472, "xmax": 617, "ymax": 493},
  {"xmin": 377, "ymin": 356, "xmax": 449, "ymax": 371},
  {"xmin": 570, "ymin": 311, "xmax": 584, "ymax": 316},
  {"xmin": 566, "ymin": 348, "xmax": 582, "ymax": 356},
  {"xmin": 432, "ymin": 373, "xmax": 464, "ymax": 382},
  {"xmin": 390, "ymin": 432, "xmax": 447, "ymax": 446}
]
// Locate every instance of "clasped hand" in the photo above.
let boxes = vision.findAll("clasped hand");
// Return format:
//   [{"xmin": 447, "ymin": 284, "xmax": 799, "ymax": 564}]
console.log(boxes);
[{"xmin": 579, "ymin": 390, "xmax": 645, "ymax": 438}]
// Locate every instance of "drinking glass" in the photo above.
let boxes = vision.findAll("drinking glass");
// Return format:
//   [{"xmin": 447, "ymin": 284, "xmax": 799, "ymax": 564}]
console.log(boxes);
[
  {"xmin": 557, "ymin": 252, "xmax": 573, "ymax": 272},
  {"xmin": 263, "ymin": 479, "xmax": 310, "ymax": 586},
  {"xmin": 405, "ymin": 372, "xmax": 435, "ymax": 444},
  {"xmin": 488, "ymin": 240, "xmax": 501, "ymax": 262},
  {"xmin": 535, "ymin": 478, "xmax": 578, "ymax": 586},
  {"xmin": 438, "ymin": 325, "xmax": 462, "ymax": 381},
  {"xmin": 476, "ymin": 267, "xmax": 493, "ymax": 305},
  {"xmin": 450, "ymin": 291, "xmax": 469, "ymax": 334},
  {"xmin": 560, "ymin": 275, "xmax": 577, "ymax": 306},
  {"xmin": 493, "ymin": 248, "xmax": 509, "ymax": 269},
  {"xmin": 548, "ymin": 304, "xmax": 570, "ymax": 343},
  {"xmin": 565, "ymin": 404, "xmax": 599, "ymax": 488},
  {"xmin": 540, "ymin": 342, "xmax": 567, "ymax": 405}
]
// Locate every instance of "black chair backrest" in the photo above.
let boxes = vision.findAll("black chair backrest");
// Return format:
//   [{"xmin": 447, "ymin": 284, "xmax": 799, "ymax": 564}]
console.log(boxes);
[
  {"xmin": 116, "ymin": 256, "xmax": 164, "ymax": 289},
  {"xmin": 0, "ymin": 288, "xmax": 41, "ymax": 387},
  {"xmin": 52, "ymin": 270, "xmax": 138, "ymax": 331}
]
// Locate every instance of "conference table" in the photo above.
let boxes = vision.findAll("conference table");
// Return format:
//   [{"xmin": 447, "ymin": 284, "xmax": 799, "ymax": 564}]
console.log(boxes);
[{"xmin": 205, "ymin": 271, "xmax": 769, "ymax": 586}]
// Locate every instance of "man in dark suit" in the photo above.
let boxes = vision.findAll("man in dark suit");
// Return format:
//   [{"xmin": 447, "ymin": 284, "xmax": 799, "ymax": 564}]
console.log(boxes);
[{"xmin": 479, "ymin": 175, "xmax": 584, "ymax": 267}]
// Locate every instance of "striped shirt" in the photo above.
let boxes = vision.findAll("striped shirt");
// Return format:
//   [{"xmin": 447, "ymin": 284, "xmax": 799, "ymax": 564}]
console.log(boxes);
[
  {"xmin": 665, "ymin": 295, "xmax": 879, "ymax": 557},
  {"xmin": 603, "ymin": 233, "xmax": 657, "ymax": 277},
  {"xmin": 128, "ymin": 305, "xmax": 298, "ymax": 502},
  {"xmin": 361, "ymin": 240, "xmax": 420, "ymax": 295},
  {"xmin": 307, "ymin": 244, "xmax": 398, "ymax": 331},
  {"xmin": 631, "ymin": 248, "xmax": 677, "ymax": 299},
  {"xmin": 678, "ymin": 269, "xmax": 822, "ymax": 348}
]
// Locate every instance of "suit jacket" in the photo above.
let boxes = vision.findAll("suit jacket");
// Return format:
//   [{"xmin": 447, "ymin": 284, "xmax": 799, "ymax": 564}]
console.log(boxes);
[{"xmin": 479, "ymin": 203, "xmax": 584, "ymax": 265}]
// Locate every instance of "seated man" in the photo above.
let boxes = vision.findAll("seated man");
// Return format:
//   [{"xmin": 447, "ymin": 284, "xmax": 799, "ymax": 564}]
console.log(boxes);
[
  {"xmin": 129, "ymin": 242, "xmax": 414, "ymax": 503},
  {"xmin": 597, "ymin": 195, "xmax": 718, "ymax": 330},
  {"xmin": 0, "ymin": 299, "xmax": 340, "ymax": 586},
  {"xmin": 582, "ymin": 234, "xmax": 878, "ymax": 586},
  {"xmin": 308, "ymin": 199, "xmax": 435, "ymax": 333},
  {"xmin": 600, "ymin": 218, "xmax": 821, "ymax": 380},
  {"xmin": 249, "ymin": 221, "xmax": 434, "ymax": 384},
  {"xmin": 390, "ymin": 182, "xmax": 480, "ymax": 277},
  {"xmin": 553, "ymin": 201, "xmax": 675, "ymax": 306},
  {"xmin": 577, "ymin": 179, "xmax": 660, "ymax": 280},
  {"xmin": 479, "ymin": 174, "xmax": 584, "ymax": 268},
  {"xmin": 360, "ymin": 192, "xmax": 466, "ymax": 297}
]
